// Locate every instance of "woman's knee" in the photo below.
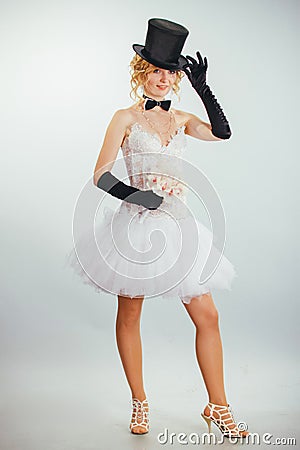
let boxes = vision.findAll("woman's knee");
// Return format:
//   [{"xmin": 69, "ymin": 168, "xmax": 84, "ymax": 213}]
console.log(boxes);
[
  {"xmin": 186, "ymin": 293, "xmax": 219, "ymax": 329},
  {"xmin": 202, "ymin": 305, "xmax": 219, "ymax": 326},
  {"xmin": 198, "ymin": 300, "xmax": 219, "ymax": 329},
  {"xmin": 117, "ymin": 296, "xmax": 143, "ymax": 327}
]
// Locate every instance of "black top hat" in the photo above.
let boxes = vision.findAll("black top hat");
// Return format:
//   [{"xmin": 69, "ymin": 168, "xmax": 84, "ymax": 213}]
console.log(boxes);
[{"xmin": 132, "ymin": 18, "xmax": 189, "ymax": 70}]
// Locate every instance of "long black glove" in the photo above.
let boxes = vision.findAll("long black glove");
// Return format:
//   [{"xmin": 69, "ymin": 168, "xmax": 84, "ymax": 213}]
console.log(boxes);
[
  {"xmin": 96, "ymin": 171, "xmax": 163, "ymax": 210},
  {"xmin": 183, "ymin": 51, "xmax": 232, "ymax": 140}
]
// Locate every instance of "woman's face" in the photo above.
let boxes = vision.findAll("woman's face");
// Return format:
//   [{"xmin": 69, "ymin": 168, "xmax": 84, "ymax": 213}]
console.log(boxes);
[{"xmin": 144, "ymin": 66, "xmax": 178, "ymax": 99}]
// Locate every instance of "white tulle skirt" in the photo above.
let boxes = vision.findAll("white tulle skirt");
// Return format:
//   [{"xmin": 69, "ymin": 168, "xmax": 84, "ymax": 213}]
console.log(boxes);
[{"xmin": 65, "ymin": 201, "xmax": 237, "ymax": 304}]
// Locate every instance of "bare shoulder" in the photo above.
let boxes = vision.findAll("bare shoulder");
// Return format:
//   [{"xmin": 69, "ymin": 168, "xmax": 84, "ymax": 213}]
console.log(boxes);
[
  {"xmin": 110, "ymin": 107, "xmax": 134, "ymax": 125},
  {"xmin": 171, "ymin": 108, "xmax": 192, "ymax": 127},
  {"xmin": 110, "ymin": 106, "xmax": 141, "ymax": 131}
]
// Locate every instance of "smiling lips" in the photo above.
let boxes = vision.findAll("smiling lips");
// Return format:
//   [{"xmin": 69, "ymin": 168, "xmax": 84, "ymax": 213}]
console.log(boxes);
[{"xmin": 157, "ymin": 85, "xmax": 169, "ymax": 90}]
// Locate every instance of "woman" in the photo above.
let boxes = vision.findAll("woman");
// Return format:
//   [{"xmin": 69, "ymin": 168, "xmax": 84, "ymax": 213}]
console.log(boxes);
[{"xmin": 67, "ymin": 18, "xmax": 250, "ymax": 438}]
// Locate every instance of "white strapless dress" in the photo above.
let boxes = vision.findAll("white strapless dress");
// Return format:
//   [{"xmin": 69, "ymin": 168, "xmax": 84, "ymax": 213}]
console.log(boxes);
[{"xmin": 65, "ymin": 122, "xmax": 237, "ymax": 304}]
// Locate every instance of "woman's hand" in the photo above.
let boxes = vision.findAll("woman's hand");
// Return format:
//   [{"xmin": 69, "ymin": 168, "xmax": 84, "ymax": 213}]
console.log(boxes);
[
  {"xmin": 127, "ymin": 190, "xmax": 164, "ymax": 210},
  {"xmin": 183, "ymin": 51, "xmax": 208, "ymax": 96},
  {"xmin": 182, "ymin": 51, "xmax": 232, "ymax": 140}
]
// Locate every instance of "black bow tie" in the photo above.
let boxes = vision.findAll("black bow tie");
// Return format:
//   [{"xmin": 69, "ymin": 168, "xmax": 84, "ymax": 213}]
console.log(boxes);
[{"xmin": 143, "ymin": 95, "xmax": 171, "ymax": 111}]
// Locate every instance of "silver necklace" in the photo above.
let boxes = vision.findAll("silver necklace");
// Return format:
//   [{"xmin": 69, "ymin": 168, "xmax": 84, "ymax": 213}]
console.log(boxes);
[{"xmin": 141, "ymin": 108, "xmax": 175, "ymax": 146}]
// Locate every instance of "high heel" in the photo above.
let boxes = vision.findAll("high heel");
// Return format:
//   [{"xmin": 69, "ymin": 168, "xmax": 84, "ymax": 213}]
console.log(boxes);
[
  {"xmin": 201, "ymin": 414, "xmax": 212, "ymax": 434},
  {"xmin": 129, "ymin": 397, "xmax": 149, "ymax": 434},
  {"xmin": 201, "ymin": 401, "xmax": 250, "ymax": 438}
]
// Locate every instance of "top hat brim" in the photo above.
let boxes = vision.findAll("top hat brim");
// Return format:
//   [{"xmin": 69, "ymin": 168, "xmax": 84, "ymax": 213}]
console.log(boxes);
[{"xmin": 132, "ymin": 44, "xmax": 188, "ymax": 71}]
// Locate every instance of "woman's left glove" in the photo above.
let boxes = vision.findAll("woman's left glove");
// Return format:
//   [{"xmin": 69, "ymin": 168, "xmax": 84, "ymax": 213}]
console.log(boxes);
[{"xmin": 183, "ymin": 51, "xmax": 232, "ymax": 140}]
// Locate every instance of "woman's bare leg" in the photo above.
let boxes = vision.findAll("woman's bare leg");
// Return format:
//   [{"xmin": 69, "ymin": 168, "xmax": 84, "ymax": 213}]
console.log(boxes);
[
  {"xmin": 116, "ymin": 295, "xmax": 148, "ymax": 433},
  {"xmin": 181, "ymin": 292, "xmax": 249, "ymax": 436},
  {"xmin": 182, "ymin": 292, "xmax": 227, "ymax": 405}
]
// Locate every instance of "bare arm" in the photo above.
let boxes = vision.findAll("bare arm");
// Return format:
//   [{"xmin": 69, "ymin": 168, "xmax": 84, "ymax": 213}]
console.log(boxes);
[
  {"xmin": 93, "ymin": 109, "xmax": 128, "ymax": 185},
  {"xmin": 184, "ymin": 112, "xmax": 223, "ymax": 142}
]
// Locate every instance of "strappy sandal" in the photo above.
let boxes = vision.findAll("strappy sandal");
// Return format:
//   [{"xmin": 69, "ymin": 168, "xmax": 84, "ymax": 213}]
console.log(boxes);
[
  {"xmin": 201, "ymin": 401, "xmax": 250, "ymax": 438},
  {"xmin": 129, "ymin": 397, "xmax": 149, "ymax": 434}
]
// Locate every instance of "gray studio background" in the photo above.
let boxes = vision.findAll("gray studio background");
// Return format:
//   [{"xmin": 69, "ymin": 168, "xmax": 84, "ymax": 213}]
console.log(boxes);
[{"xmin": 1, "ymin": 1, "xmax": 299, "ymax": 449}]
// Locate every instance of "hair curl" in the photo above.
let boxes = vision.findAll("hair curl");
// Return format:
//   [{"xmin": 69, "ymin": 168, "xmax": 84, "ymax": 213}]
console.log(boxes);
[{"xmin": 129, "ymin": 54, "xmax": 184, "ymax": 103}]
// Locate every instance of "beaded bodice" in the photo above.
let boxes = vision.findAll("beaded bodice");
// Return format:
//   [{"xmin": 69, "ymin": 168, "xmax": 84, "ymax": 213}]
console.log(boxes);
[{"xmin": 120, "ymin": 121, "xmax": 189, "ymax": 219}]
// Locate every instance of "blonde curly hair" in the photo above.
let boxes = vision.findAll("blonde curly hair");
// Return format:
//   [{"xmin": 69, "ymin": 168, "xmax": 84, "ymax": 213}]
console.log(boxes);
[{"xmin": 129, "ymin": 54, "xmax": 184, "ymax": 102}]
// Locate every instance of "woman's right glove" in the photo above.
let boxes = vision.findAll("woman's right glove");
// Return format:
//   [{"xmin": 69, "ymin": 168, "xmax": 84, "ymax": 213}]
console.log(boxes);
[{"xmin": 96, "ymin": 171, "xmax": 163, "ymax": 210}]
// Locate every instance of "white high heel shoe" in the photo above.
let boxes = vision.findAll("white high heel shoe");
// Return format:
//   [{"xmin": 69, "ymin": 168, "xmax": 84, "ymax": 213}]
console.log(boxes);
[
  {"xmin": 129, "ymin": 397, "xmax": 149, "ymax": 434},
  {"xmin": 201, "ymin": 401, "xmax": 250, "ymax": 438}
]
